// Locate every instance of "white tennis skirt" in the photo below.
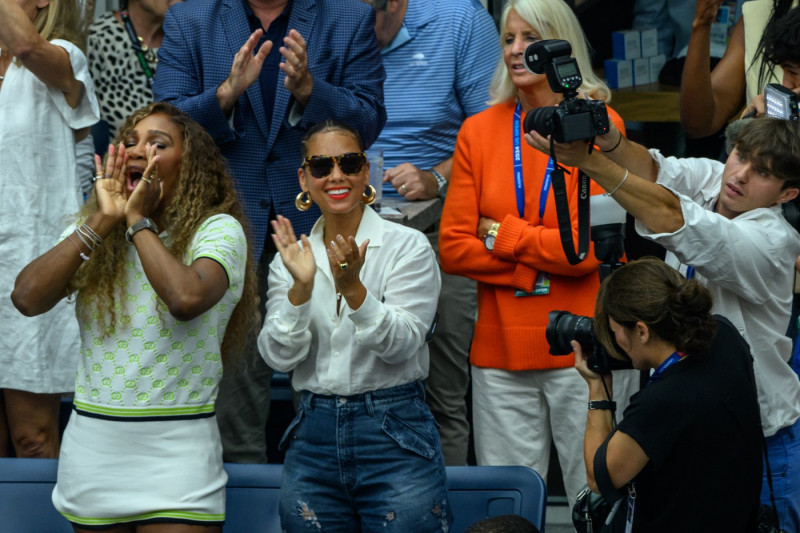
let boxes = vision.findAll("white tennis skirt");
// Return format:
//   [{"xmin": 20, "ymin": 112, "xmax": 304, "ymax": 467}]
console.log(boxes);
[{"xmin": 52, "ymin": 411, "xmax": 227, "ymax": 528}]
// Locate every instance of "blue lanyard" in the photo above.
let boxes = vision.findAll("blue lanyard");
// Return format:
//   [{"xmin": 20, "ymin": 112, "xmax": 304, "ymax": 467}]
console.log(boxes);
[
  {"xmin": 513, "ymin": 101, "xmax": 554, "ymax": 220},
  {"xmin": 685, "ymin": 266, "xmax": 695, "ymax": 279},
  {"xmin": 647, "ymin": 351, "xmax": 685, "ymax": 386}
]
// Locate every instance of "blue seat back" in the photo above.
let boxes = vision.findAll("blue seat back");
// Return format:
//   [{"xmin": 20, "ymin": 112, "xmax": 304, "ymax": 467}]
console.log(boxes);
[
  {"xmin": 0, "ymin": 459, "xmax": 546, "ymax": 533},
  {"xmin": 0, "ymin": 458, "xmax": 72, "ymax": 533},
  {"xmin": 223, "ymin": 462, "xmax": 282, "ymax": 533},
  {"xmin": 447, "ymin": 465, "xmax": 547, "ymax": 532}
]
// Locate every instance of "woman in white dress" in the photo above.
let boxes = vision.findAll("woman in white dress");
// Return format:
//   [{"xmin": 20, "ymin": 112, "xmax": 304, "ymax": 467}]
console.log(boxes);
[
  {"xmin": 13, "ymin": 102, "xmax": 258, "ymax": 531},
  {"xmin": 0, "ymin": 0, "xmax": 99, "ymax": 457}
]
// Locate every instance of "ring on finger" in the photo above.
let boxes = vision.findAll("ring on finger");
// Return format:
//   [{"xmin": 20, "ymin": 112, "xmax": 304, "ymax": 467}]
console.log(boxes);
[
  {"xmin": 339, "ymin": 262, "xmax": 349, "ymax": 270},
  {"xmin": 93, "ymin": 173, "xmax": 104, "ymax": 182},
  {"xmin": 142, "ymin": 177, "xmax": 153, "ymax": 184},
  {"xmin": 400, "ymin": 184, "xmax": 408, "ymax": 194}
]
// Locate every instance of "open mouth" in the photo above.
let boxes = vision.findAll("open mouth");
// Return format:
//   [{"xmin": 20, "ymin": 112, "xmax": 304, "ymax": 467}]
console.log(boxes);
[{"xmin": 127, "ymin": 168, "xmax": 144, "ymax": 192}]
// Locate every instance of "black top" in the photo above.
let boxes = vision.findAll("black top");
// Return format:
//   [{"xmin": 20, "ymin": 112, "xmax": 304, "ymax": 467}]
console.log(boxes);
[{"xmin": 615, "ymin": 316, "xmax": 762, "ymax": 532}]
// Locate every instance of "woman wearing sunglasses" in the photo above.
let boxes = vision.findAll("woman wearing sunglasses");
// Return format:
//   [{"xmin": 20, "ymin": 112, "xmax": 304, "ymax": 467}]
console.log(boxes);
[{"xmin": 258, "ymin": 119, "xmax": 451, "ymax": 532}]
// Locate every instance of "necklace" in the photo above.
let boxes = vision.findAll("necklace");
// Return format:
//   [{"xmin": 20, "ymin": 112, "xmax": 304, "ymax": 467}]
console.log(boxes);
[{"xmin": 137, "ymin": 37, "xmax": 158, "ymax": 64}]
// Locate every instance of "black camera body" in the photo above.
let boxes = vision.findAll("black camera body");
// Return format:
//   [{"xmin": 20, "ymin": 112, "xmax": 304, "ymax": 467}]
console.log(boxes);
[
  {"xmin": 545, "ymin": 310, "xmax": 633, "ymax": 373},
  {"xmin": 522, "ymin": 39, "xmax": 610, "ymax": 143}
]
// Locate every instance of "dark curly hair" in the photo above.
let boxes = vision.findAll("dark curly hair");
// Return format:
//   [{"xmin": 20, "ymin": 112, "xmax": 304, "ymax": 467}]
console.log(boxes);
[
  {"xmin": 763, "ymin": 5, "xmax": 800, "ymax": 73},
  {"xmin": 594, "ymin": 257, "xmax": 717, "ymax": 359},
  {"xmin": 752, "ymin": 0, "xmax": 795, "ymax": 92},
  {"xmin": 69, "ymin": 102, "xmax": 260, "ymax": 362}
]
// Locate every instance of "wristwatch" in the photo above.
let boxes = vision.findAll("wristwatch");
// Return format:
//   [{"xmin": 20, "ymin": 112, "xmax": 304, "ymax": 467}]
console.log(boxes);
[
  {"xmin": 483, "ymin": 222, "xmax": 500, "ymax": 251},
  {"xmin": 588, "ymin": 400, "xmax": 617, "ymax": 411},
  {"xmin": 125, "ymin": 217, "xmax": 159, "ymax": 243},
  {"xmin": 430, "ymin": 169, "xmax": 448, "ymax": 198}
]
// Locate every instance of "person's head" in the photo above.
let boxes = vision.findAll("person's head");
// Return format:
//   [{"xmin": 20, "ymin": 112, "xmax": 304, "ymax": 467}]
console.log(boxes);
[
  {"xmin": 73, "ymin": 102, "xmax": 259, "ymax": 361},
  {"xmin": 113, "ymin": 102, "xmax": 239, "ymax": 224},
  {"xmin": 763, "ymin": 5, "xmax": 800, "ymax": 89},
  {"xmin": 489, "ymin": 0, "xmax": 610, "ymax": 105},
  {"xmin": 23, "ymin": 0, "xmax": 86, "ymax": 49},
  {"xmin": 594, "ymin": 258, "xmax": 717, "ymax": 369},
  {"xmin": 718, "ymin": 118, "xmax": 800, "ymax": 218},
  {"xmin": 298, "ymin": 119, "xmax": 373, "ymax": 218},
  {"xmin": 363, "ymin": 0, "xmax": 407, "ymax": 49}
]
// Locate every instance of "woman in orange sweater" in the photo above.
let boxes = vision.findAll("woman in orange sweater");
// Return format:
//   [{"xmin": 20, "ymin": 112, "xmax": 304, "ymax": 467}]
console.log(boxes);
[{"xmin": 439, "ymin": 0, "xmax": 636, "ymax": 508}]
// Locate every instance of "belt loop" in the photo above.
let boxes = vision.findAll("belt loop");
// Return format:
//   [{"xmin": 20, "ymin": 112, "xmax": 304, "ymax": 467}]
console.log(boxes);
[
  {"xmin": 365, "ymin": 390, "xmax": 375, "ymax": 417},
  {"xmin": 306, "ymin": 392, "xmax": 315, "ymax": 412}
]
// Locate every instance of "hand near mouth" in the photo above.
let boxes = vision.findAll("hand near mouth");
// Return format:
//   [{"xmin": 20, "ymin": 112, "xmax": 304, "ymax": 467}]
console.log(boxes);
[
  {"xmin": 125, "ymin": 142, "xmax": 163, "ymax": 225},
  {"xmin": 94, "ymin": 143, "xmax": 129, "ymax": 224}
]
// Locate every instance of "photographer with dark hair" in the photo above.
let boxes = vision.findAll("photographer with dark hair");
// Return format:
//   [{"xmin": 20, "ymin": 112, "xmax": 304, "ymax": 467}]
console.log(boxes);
[
  {"xmin": 741, "ymin": 4, "xmax": 800, "ymax": 119},
  {"xmin": 575, "ymin": 258, "xmax": 762, "ymax": 531},
  {"xmin": 527, "ymin": 116, "xmax": 800, "ymax": 531}
]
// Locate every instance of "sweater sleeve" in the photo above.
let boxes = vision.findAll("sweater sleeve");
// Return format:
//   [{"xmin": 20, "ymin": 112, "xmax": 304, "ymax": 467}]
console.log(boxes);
[{"xmin": 440, "ymin": 105, "xmax": 625, "ymax": 291}]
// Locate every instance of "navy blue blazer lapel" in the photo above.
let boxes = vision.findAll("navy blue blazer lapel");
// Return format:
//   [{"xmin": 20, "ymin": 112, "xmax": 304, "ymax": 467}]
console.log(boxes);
[
  {"xmin": 266, "ymin": 0, "xmax": 316, "ymax": 151},
  {"xmin": 222, "ymin": 0, "xmax": 271, "ymax": 141}
]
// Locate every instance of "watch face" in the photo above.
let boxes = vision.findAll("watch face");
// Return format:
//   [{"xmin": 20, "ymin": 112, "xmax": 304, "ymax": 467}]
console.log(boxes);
[{"xmin": 484, "ymin": 234, "xmax": 496, "ymax": 251}]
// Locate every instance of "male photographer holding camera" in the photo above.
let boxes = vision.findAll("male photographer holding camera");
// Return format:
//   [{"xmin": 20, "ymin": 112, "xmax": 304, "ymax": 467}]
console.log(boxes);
[{"xmin": 527, "ymin": 116, "xmax": 800, "ymax": 531}]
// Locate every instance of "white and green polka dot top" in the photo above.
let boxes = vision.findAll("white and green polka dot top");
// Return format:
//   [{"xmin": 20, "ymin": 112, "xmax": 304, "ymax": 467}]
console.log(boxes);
[{"xmin": 70, "ymin": 214, "xmax": 246, "ymax": 420}]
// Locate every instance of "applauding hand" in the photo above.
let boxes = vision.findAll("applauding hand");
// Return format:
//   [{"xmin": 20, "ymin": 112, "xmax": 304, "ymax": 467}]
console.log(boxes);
[{"xmin": 272, "ymin": 215, "xmax": 316, "ymax": 305}]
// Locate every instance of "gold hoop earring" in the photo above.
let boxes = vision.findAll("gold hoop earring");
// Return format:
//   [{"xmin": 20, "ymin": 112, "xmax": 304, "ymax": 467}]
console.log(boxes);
[
  {"xmin": 295, "ymin": 190, "xmax": 313, "ymax": 211},
  {"xmin": 362, "ymin": 184, "xmax": 377, "ymax": 206}
]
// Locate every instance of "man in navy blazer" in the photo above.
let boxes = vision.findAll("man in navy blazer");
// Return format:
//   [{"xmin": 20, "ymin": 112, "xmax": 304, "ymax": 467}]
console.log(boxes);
[{"xmin": 153, "ymin": 0, "xmax": 386, "ymax": 463}]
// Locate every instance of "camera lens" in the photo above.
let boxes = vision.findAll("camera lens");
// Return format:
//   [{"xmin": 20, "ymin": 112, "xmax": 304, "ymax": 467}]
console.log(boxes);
[
  {"xmin": 545, "ymin": 310, "xmax": 594, "ymax": 355},
  {"xmin": 524, "ymin": 106, "xmax": 557, "ymax": 137}
]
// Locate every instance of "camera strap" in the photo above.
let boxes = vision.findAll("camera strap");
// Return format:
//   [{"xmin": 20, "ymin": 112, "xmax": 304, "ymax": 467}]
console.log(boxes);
[
  {"xmin": 550, "ymin": 136, "xmax": 590, "ymax": 265},
  {"xmin": 513, "ymin": 101, "xmax": 556, "ymax": 219}
]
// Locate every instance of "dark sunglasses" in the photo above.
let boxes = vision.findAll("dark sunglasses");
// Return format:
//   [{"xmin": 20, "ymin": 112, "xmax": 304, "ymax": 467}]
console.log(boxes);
[{"xmin": 303, "ymin": 152, "xmax": 367, "ymax": 178}]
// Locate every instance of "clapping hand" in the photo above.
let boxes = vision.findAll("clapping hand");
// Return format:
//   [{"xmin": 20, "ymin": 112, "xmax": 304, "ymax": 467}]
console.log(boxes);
[
  {"xmin": 217, "ymin": 29, "xmax": 273, "ymax": 112},
  {"xmin": 280, "ymin": 29, "xmax": 313, "ymax": 106},
  {"xmin": 326, "ymin": 234, "xmax": 369, "ymax": 294},
  {"xmin": 272, "ymin": 215, "xmax": 316, "ymax": 304}
]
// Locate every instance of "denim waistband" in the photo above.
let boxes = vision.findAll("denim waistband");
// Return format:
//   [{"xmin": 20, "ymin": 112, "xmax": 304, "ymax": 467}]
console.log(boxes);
[{"xmin": 301, "ymin": 381, "xmax": 425, "ymax": 413}]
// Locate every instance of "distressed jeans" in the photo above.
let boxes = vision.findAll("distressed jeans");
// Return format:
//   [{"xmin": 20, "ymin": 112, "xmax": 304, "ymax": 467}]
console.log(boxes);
[{"xmin": 279, "ymin": 381, "xmax": 453, "ymax": 532}]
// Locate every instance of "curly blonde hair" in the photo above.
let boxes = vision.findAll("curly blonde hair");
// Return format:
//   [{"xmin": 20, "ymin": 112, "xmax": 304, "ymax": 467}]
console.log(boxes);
[{"xmin": 70, "ymin": 102, "xmax": 260, "ymax": 362}]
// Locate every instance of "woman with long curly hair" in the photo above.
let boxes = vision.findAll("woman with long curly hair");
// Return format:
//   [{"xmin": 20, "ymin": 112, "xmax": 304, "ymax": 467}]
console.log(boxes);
[
  {"xmin": 12, "ymin": 102, "xmax": 258, "ymax": 532},
  {"xmin": 0, "ymin": 0, "xmax": 99, "ymax": 458}
]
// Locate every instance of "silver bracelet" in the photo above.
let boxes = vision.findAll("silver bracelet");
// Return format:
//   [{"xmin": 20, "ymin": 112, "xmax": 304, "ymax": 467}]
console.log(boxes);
[{"xmin": 604, "ymin": 169, "xmax": 629, "ymax": 197}]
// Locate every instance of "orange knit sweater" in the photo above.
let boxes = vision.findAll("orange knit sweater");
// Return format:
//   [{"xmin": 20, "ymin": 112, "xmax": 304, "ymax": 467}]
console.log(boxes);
[{"xmin": 440, "ymin": 99, "xmax": 626, "ymax": 371}]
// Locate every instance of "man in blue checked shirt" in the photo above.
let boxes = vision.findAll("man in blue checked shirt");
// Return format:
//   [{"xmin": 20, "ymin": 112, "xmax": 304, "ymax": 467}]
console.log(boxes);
[
  {"xmin": 153, "ymin": 0, "xmax": 386, "ymax": 464},
  {"xmin": 364, "ymin": 0, "xmax": 499, "ymax": 466}
]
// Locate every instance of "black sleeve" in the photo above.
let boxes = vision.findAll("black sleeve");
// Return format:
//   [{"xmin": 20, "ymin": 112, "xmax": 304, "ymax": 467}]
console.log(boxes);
[{"xmin": 593, "ymin": 431, "xmax": 626, "ymax": 504}]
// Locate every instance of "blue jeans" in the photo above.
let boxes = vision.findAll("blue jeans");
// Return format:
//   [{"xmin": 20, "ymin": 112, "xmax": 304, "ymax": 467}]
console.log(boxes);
[
  {"xmin": 762, "ymin": 417, "xmax": 800, "ymax": 532},
  {"xmin": 278, "ymin": 381, "xmax": 453, "ymax": 533}
]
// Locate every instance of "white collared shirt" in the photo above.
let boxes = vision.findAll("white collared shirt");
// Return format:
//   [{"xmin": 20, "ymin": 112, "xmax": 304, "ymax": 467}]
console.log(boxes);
[
  {"xmin": 258, "ymin": 207, "xmax": 441, "ymax": 395},
  {"xmin": 637, "ymin": 150, "xmax": 800, "ymax": 436}
]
